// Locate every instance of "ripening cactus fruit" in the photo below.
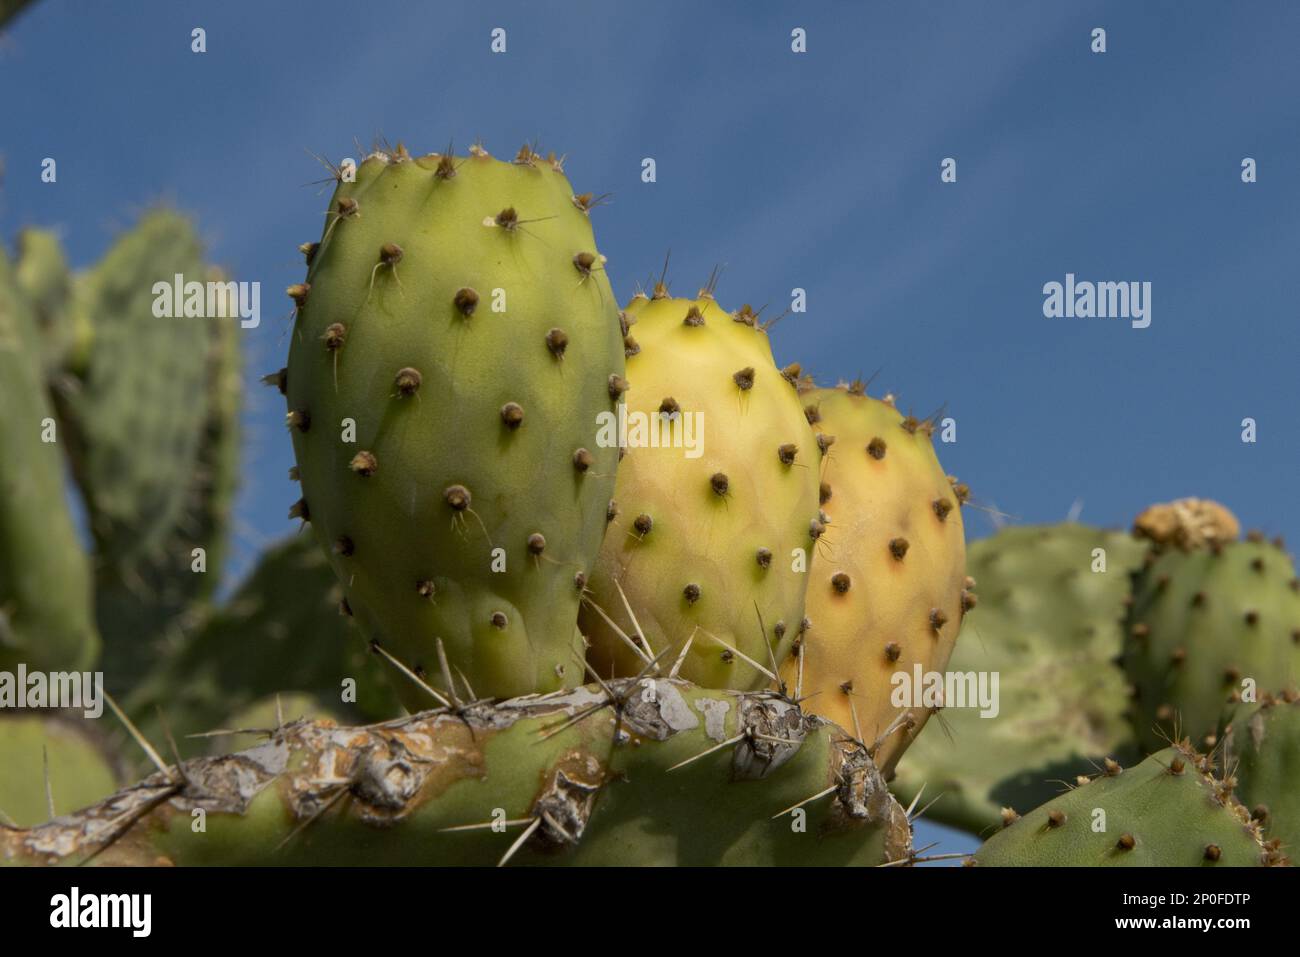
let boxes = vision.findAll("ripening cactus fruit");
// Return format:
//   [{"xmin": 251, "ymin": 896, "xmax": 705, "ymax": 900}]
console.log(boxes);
[
  {"xmin": 1123, "ymin": 500, "xmax": 1300, "ymax": 754},
  {"xmin": 284, "ymin": 143, "xmax": 623, "ymax": 703},
  {"xmin": 580, "ymin": 288, "xmax": 820, "ymax": 690},
  {"xmin": 1222, "ymin": 691, "xmax": 1300, "ymax": 856},
  {"xmin": 778, "ymin": 383, "xmax": 966, "ymax": 775},
  {"xmin": 891, "ymin": 523, "xmax": 1147, "ymax": 834},
  {"xmin": 972, "ymin": 742, "xmax": 1285, "ymax": 866}
]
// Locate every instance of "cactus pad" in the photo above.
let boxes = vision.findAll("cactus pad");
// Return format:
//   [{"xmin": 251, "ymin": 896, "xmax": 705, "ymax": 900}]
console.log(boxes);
[
  {"xmin": 972, "ymin": 743, "xmax": 1284, "ymax": 866},
  {"xmin": 1124, "ymin": 522, "xmax": 1300, "ymax": 754},
  {"xmin": 3, "ymin": 679, "xmax": 910, "ymax": 866}
]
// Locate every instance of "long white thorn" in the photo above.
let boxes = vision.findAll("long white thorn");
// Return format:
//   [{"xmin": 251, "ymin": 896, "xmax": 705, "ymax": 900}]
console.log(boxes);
[
  {"xmin": 869, "ymin": 709, "xmax": 914, "ymax": 757},
  {"xmin": 668, "ymin": 627, "xmax": 698, "ymax": 679},
  {"xmin": 910, "ymin": 790, "xmax": 945, "ymax": 824},
  {"xmin": 105, "ymin": 691, "xmax": 172, "ymax": 781},
  {"xmin": 904, "ymin": 783, "xmax": 926, "ymax": 819},
  {"xmin": 435, "ymin": 638, "xmax": 464, "ymax": 709},
  {"xmin": 439, "ymin": 818, "xmax": 534, "ymax": 833},
  {"xmin": 847, "ymin": 692, "xmax": 864, "ymax": 745},
  {"xmin": 699, "ymin": 628, "xmax": 776, "ymax": 682},
  {"xmin": 498, "ymin": 816, "xmax": 542, "ymax": 867},
  {"xmin": 770, "ymin": 784, "xmax": 837, "ymax": 819},
  {"xmin": 613, "ymin": 578, "xmax": 655, "ymax": 659},
  {"xmin": 371, "ymin": 642, "xmax": 453, "ymax": 709},
  {"xmin": 43, "ymin": 747, "xmax": 54, "ymax": 820},
  {"xmin": 666, "ymin": 732, "xmax": 745, "ymax": 772},
  {"xmin": 581, "ymin": 596, "xmax": 653, "ymax": 664}
]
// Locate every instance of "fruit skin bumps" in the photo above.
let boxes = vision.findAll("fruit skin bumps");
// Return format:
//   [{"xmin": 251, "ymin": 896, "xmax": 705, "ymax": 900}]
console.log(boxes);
[
  {"xmin": 284, "ymin": 144, "xmax": 624, "ymax": 703},
  {"xmin": 781, "ymin": 383, "xmax": 967, "ymax": 775},
  {"xmin": 581, "ymin": 291, "xmax": 821, "ymax": 690}
]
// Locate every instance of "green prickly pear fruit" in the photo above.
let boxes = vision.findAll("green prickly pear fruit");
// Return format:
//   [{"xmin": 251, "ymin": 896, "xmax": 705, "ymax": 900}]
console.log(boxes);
[
  {"xmin": 0, "ymin": 245, "xmax": 99, "ymax": 673},
  {"xmin": 284, "ymin": 143, "xmax": 623, "ymax": 703},
  {"xmin": 580, "ymin": 289, "xmax": 820, "ymax": 690},
  {"xmin": 0, "ymin": 714, "xmax": 120, "ymax": 828},
  {"xmin": 1222, "ymin": 690, "xmax": 1300, "ymax": 856},
  {"xmin": 778, "ymin": 383, "xmax": 966, "ymax": 774},
  {"xmin": 1123, "ymin": 499, "xmax": 1300, "ymax": 754},
  {"xmin": 972, "ymin": 743, "xmax": 1285, "ymax": 866},
  {"xmin": 891, "ymin": 523, "xmax": 1147, "ymax": 835}
]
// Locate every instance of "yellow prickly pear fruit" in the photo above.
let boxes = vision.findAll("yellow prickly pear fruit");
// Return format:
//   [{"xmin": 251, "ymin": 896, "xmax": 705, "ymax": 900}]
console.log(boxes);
[
  {"xmin": 781, "ymin": 383, "xmax": 968, "ymax": 775},
  {"xmin": 581, "ymin": 290, "xmax": 821, "ymax": 690}
]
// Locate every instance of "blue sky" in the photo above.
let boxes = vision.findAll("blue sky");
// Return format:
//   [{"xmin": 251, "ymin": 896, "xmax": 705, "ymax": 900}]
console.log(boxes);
[{"xmin": 4, "ymin": 0, "xmax": 1298, "ymax": 860}]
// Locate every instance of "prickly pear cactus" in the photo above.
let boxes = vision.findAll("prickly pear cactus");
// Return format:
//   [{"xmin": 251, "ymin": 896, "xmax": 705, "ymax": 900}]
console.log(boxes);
[
  {"xmin": 284, "ymin": 144, "xmax": 623, "ymax": 703},
  {"xmin": 1222, "ymin": 691, "xmax": 1300, "ymax": 856},
  {"xmin": 891, "ymin": 523, "xmax": 1147, "ymax": 834},
  {"xmin": 0, "ymin": 244, "xmax": 99, "ymax": 673},
  {"xmin": 13, "ymin": 228, "xmax": 74, "ymax": 371},
  {"xmin": 2, "ymin": 679, "xmax": 911, "ymax": 867},
  {"xmin": 777, "ymin": 383, "xmax": 965, "ymax": 774},
  {"xmin": 56, "ymin": 211, "xmax": 213, "ymax": 564},
  {"xmin": 125, "ymin": 534, "xmax": 399, "ymax": 759},
  {"xmin": 52, "ymin": 212, "xmax": 241, "ymax": 691},
  {"xmin": 0, "ymin": 714, "xmax": 120, "ymax": 828},
  {"xmin": 1124, "ymin": 502, "xmax": 1300, "ymax": 754},
  {"xmin": 581, "ymin": 290, "xmax": 820, "ymax": 690},
  {"xmin": 972, "ymin": 743, "xmax": 1285, "ymax": 866}
]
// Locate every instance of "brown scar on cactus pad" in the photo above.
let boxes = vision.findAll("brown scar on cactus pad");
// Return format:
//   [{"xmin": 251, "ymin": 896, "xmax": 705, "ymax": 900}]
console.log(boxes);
[
  {"xmin": 779, "ymin": 382, "xmax": 966, "ymax": 776},
  {"xmin": 284, "ymin": 143, "xmax": 623, "ymax": 704},
  {"xmin": 581, "ymin": 290, "xmax": 821, "ymax": 691}
]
